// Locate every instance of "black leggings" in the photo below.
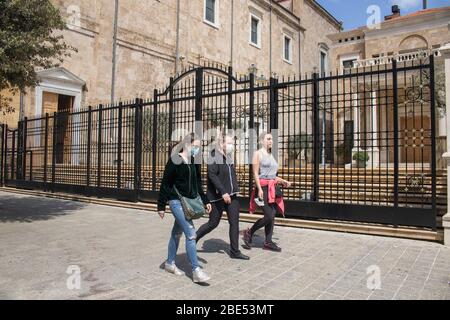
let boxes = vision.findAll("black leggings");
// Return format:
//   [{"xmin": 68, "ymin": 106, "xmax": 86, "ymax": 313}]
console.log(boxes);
[
  {"xmin": 196, "ymin": 196, "xmax": 241, "ymax": 255},
  {"xmin": 249, "ymin": 186, "xmax": 276, "ymax": 243}
]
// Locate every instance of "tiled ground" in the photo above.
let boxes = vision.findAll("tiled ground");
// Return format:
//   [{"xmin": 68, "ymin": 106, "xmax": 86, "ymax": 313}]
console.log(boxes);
[{"xmin": 0, "ymin": 191, "xmax": 449, "ymax": 300}]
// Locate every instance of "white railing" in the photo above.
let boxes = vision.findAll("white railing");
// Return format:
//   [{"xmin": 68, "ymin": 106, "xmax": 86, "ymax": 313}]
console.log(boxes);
[{"xmin": 353, "ymin": 48, "xmax": 441, "ymax": 68}]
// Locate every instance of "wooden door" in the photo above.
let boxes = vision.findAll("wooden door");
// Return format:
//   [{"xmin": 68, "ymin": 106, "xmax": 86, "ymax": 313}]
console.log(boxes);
[
  {"xmin": 42, "ymin": 92, "xmax": 58, "ymax": 114},
  {"xmin": 41, "ymin": 92, "xmax": 58, "ymax": 163},
  {"xmin": 58, "ymin": 95, "xmax": 74, "ymax": 164}
]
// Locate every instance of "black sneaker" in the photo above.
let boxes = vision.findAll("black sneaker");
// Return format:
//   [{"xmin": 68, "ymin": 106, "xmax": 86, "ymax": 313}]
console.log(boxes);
[
  {"xmin": 263, "ymin": 241, "xmax": 282, "ymax": 252},
  {"xmin": 242, "ymin": 228, "xmax": 252, "ymax": 249},
  {"xmin": 230, "ymin": 252, "xmax": 250, "ymax": 260}
]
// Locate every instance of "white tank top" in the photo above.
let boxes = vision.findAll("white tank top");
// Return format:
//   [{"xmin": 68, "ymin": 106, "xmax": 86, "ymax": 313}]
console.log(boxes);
[{"xmin": 258, "ymin": 149, "xmax": 278, "ymax": 180}]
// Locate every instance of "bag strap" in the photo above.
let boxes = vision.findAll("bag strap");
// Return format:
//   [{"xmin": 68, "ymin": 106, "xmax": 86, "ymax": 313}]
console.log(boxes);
[
  {"xmin": 173, "ymin": 185, "xmax": 200, "ymax": 199},
  {"xmin": 173, "ymin": 157, "xmax": 200, "ymax": 199},
  {"xmin": 173, "ymin": 185, "xmax": 182, "ymax": 198}
]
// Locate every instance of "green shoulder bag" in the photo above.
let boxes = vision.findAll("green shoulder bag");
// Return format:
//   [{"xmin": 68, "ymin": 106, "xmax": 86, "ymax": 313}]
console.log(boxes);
[
  {"xmin": 173, "ymin": 186, "xmax": 206, "ymax": 220},
  {"xmin": 173, "ymin": 163, "xmax": 206, "ymax": 220}
]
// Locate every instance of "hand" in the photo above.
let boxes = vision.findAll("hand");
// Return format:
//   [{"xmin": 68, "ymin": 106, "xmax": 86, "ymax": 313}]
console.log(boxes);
[
  {"xmin": 158, "ymin": 210, "xmax": 165, "ymax": 219},
  {"xmin": 258, "ymin": 189, "xmax": 264, "ymax": 201},
  {"xmin": 206, "ymin": 204, "xmax": 212, "ymax": 214},
  {"xmin": 284, "ymin": 181, "xmax": 292, "ymax": 188},
  {"xmin": 222, "ymin": 193, "xmax": 231, "ymax": 204}
]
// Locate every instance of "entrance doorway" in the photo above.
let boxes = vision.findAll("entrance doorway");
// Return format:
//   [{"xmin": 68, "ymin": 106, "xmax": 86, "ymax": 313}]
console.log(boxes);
[
  {"xmin": 42, "ymin": 92, "xmax": 74, "ymax": 164},
  {"xmin": 344, "ymin": 120, "xmax": 354, "ymax": 164}
]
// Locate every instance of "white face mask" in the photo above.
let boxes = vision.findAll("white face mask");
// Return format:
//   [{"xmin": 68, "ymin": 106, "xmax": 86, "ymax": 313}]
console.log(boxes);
[{"xmin": 225, "ymin": 143, "xmax": 234, "ymax": 154}]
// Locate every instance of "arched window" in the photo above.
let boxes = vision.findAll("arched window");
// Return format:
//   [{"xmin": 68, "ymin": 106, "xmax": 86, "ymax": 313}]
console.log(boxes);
[{"xmin": 398, "ymin": 35, "xmax": 428, "ymax": 54}]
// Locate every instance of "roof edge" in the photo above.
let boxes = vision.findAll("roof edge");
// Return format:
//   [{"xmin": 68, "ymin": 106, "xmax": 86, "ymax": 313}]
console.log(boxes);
[{"xmin": 305, "ymin": 0, "xmax": 343, "ymax": 31}]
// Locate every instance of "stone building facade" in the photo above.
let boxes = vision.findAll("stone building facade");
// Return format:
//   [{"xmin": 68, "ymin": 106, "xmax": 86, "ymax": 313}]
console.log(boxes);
[
  {"xmin": 328, "ymin": 6, "xmax": 450, "ymax": 72},
  {"xmin": 325, "ymin": 6, "xmax": 450, "ymax": 168},
  {"xmin": 0, "ymin": 0, "xmax": 341, "ymax": 128}
]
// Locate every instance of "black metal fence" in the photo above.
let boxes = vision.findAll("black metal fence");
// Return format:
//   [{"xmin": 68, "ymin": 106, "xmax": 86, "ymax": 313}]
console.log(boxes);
[{"xmin": 0, "ymin": 55, "xmax": 444, "ymax": 229}]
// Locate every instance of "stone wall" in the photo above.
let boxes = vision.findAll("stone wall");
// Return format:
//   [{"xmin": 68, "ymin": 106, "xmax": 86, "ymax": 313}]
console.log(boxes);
[
  {"xmin": 364, "ymin": 25, "xmax": 450, "ymax": 58},
  {"xmin": 329, "ymin": 8, "xmax": 450, "ymax": 70},
  {"xmin": 297, "ymin": 0, "xmax": 340, "ymax": 74},
  {"xmin": 0, "ymin": 89, "xmax": 20, "ymax": 129},
  {"xmin": 9, "ymin": 0, "xmax": 339, "ymax": 122},
  {"xmin": 330, "ymin": 41, "xmax": 365, "ymax": 71}
]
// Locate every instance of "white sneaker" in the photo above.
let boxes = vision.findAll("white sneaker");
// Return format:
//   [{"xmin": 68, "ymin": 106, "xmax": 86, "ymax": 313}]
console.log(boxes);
[
  {"xmin": 164, "ymin": 262, "xmax": 183, "ymax": 276},
  {"xmin": 192, "ymin": 267, "xmax": 211, "ymax": 283}
]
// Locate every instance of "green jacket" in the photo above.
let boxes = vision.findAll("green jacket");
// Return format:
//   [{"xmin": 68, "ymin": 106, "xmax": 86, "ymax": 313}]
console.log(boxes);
[{"xmin": 157, "ymin": 154, "xmax": 209, "ymax": 211}]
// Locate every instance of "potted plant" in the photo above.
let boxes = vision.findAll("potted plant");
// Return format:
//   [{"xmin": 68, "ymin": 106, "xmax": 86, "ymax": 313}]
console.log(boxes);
[{"xmin": 352, "ymin": 151, "xmax": 369, "ymax": 168}]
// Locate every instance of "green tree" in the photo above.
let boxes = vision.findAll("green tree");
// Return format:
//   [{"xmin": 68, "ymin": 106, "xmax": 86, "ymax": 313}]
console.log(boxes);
[
  {"xmin": 0, "ymin": 94, "xmax": 14, "ymax": 115},
  {"xmin": 0, "ymin": 0, "xmax": 76, "ymax": 113}
]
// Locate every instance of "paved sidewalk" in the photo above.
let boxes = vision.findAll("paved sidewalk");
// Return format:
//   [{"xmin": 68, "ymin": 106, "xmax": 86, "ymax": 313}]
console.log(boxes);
[{"xmin": 0, "ymin": 191, "xmax": 449, "ymax": 300}]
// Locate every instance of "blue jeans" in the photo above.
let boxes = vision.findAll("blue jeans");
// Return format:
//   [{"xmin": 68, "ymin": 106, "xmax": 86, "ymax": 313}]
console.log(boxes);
[{"xmin": 167, "ymin": 200, "xmax": 199, "ymax": 271}]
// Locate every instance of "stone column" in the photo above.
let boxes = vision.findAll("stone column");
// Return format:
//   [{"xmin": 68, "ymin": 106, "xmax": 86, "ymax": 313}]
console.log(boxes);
[
  {"xmin": 440, "ymin": 43, "xmax": 450, "ymax": 246},
  {"xmin": 369, "ymin": 91, "xmax": 380, "ymax": 167}
]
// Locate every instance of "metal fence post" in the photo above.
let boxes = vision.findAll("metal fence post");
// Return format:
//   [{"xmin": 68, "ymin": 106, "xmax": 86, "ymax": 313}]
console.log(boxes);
[
  {"xmin": 11, "ymin": 129, "xmax": 15, "ymax": 180},
  {"xmin": 97, "ymin": 104, "xmax": 103, "ymax": 189},
  {"xmin": 51, "ymin": 112, "xmax": 57, "ymax": 192},
  {"xmin": 312, "ymin": 72, "xmax": 320, "ymax": 202},
  {"xmin": 168, "ymin": 78, "xmax": 174, "ymax": 159},
  {"xmin": 429, "ymin": 54, "xmax": 437, "ymax": 216},
  {"xmin": 195, "ymin": 68, "xmax": 203, "ymax": 135},
  {"xmin": 134, "ymin": 98, "xmax": 143, "ymax": 201},
  {"xmin": 5, "ymin": 125, "xmax": 10, "ymax": 183},
  {"xmin": 269, "ymin": 77, "xmax": 279, "ymax": 130},
  {"xmin": 392, "ymin": 59, "xmax": 399, "ymax": 210},
  {"xmin": 29, "ymin": 150, "xmax": 32, "ymax": 181},
  {"xmin": 138, "ymin": 98, "xmax": 143, "ymax": 197},
  {"xmin": 152, "ymin": 92, "xmax": 158, "ymax": 191},
  {"xmin": 117, "ymin": 103, "xmax": 123, "ymax": 190},
  {"xmin": 16, "ymin": 121, "xmax": 23, "ymax": 180},
  {"xmin": 0, "ymin": 124, "xmax": 4, "ymax": 187},
  {"xmin": 22, "ymin": 117, "xmax": 28, "ymax": 180},
  {"xmin": 43, "ymin": 113, "xmax": 49, "ymax": 190},
  {"xmin": 248, "ymin": 72, "xmax": 255, "ymax": 196},
  {"xmin": 227, "ymin": 66, "xmax": 233, "ymax": 130},
  {"xmin": 86, "ymin": 106, "xmax": 92, "ymax": 194},
  {"xmin": 5, "ymin": 125, "xmax": 9, "ymax": 184}
]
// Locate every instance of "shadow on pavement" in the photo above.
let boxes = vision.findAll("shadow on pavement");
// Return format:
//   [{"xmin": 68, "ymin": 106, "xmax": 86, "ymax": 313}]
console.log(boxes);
[
  {"xmin": 0, "ymin": 194, "xmax": 86, "ymax": 223},
  {"xmin": 198, "ymin": 238, "xmax": 229, "ymax": 255},
  {"xmin": 239, "ymin": 229, "xmax": 281, "ymax": 249},
  {"xmin": 159, "ymin": 253, "xmax": 210, "ymax": 286}
]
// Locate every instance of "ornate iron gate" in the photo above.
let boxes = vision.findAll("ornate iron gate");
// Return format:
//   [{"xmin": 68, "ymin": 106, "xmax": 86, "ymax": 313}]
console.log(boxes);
[{"xmin": 0, "ymin": 55, "xmax": 441, "ymax": 229}]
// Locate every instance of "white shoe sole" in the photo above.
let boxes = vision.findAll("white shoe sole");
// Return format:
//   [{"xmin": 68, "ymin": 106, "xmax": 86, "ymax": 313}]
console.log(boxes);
[
  {"xmin": 164, "ymin": 266, "xmax": 183, "ymax": 276},
  {"xmin": 193, "ymin": 276, "xmax": 211, "ymax": 283}
]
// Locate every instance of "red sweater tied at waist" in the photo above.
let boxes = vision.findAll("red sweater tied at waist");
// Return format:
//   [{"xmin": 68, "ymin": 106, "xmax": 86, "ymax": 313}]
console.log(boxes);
[{"xmin": 249, "ymin": 179, "xmax": 285, "ymax": 217}]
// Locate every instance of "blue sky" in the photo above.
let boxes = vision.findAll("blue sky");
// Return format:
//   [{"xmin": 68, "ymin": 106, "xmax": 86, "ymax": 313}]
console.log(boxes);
[{"xmin": 315, "ymin": 0, "xmax": 450, "ymax": 30}]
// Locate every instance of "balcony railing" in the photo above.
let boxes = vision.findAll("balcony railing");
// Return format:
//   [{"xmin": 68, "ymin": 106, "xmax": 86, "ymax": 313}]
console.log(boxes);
[{"xmin": 353, "ymin": 48, "xmax": 441, "ymax": 68}]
